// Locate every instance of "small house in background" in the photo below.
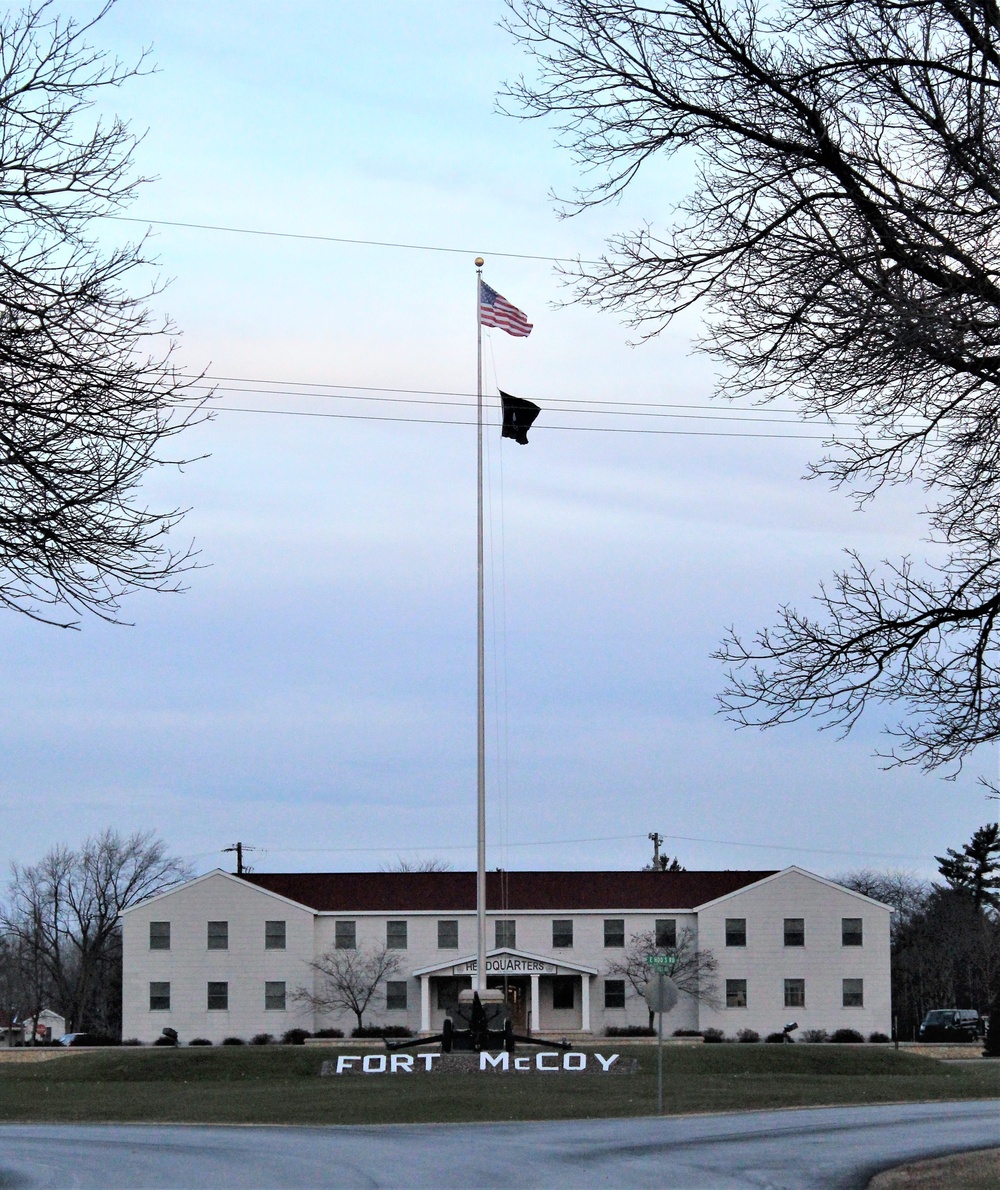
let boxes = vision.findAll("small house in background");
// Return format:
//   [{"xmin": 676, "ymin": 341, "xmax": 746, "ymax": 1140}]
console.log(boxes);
[
  {"xmin": 22, "ymin": 1009, "xmax": 66, "ymax": 1043},
  {"xmin": 0, "ymin": 1008, "xmax": 66, "ymax": 1046}
]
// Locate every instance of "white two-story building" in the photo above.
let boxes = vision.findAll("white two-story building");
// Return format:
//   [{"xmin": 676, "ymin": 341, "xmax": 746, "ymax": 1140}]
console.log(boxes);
[{"xmin": 121, "ymin": 866, "xmax": 891, "ymax": 1043}]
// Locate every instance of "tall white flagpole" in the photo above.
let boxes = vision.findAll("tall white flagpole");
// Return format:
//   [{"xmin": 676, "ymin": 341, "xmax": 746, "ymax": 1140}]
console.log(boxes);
[{"xmin": 474, "ymin": 256, "xmax": 487, "ymax": 996}]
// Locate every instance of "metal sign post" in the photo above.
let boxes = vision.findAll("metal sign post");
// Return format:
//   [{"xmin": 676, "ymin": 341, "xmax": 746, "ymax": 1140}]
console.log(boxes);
[{"xmin": 644, "ymin": 953, "xmax": 679, "ymax": 1113}]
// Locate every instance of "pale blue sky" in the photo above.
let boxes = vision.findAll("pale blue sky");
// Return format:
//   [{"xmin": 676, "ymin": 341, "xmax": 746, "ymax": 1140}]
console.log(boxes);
[{"xmin": 2, "ymin": 1, "xmax": 990, "ymax": 880}]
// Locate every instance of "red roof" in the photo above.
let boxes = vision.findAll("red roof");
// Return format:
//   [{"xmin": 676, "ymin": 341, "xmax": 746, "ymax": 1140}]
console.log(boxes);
[{"xmin": 236, "ymin": 870, "xmax": 775, "ymax": 912}]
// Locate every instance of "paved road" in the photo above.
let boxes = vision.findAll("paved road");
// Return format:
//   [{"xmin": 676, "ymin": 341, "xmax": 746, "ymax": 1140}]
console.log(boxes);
[{"xmin": 0, "ymin": 1101, "xmax": 998, "ymax": 1188}]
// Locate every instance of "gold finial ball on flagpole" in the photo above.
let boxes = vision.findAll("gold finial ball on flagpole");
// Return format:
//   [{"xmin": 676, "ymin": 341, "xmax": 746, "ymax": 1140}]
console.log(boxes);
[{"xmin": 475, "ymin": 257, "xmax": 484, "ymax": 267}]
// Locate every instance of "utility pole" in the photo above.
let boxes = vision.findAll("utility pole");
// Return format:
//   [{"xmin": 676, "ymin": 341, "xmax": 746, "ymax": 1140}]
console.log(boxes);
[
  {"xmin": 648, "ymin": 831, "xmax": 663, "ymax": 870},
  {"xmin": 222, "ymin": 842, "xmax": 254, "ymax": 875}
]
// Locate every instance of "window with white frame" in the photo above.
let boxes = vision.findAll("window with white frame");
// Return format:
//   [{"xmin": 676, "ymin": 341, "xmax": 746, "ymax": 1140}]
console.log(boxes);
[
  {"xmin": 604, "ymin": 979, "xmax": 626, "ymax": 1008},
  {"xmin": 149, "ymin": 922, "xmax": 170, "ymax": 950},
  {"xmin": 207, "ymin": 981, "xmax": 228, "ymax": 1010},
  {"xmin": 603, "ymin": 919, "xmax": 625, "ymax": 948},
  {"xmin": 655, "ymin": 919, "xmax": 677, "ymax": 948},
  {"xmin": 726, "ymin": 979, "xmax": 747, "ymax": 1008},
  {"xmin": 437, "ymin": 920, "xmax": 458, "ymax": 949},
  {"xmin": 265, "ymin": 981, "xmax": 286, "ymax": 1011},
  {"xmin": 149, "ymin": 981, "xmax": 170, "ymax": 1010},
  {"xmin": 725, "ymin": 918, "xmax": 747, "ymax": 947},
  {"xmin": 784, "ymin": 978, "xmax": 805, "ymax": 1008},
  {"xmin": 207, "ymin": 920, "xmax": 228, "ymax": 950},
  {"xmin": 842, "ymin": 918, "xmax": 863, "ymax": 947},
  {"xmin": 843, "ymin": 978, "xmax": 864, "ymax": 1007}
]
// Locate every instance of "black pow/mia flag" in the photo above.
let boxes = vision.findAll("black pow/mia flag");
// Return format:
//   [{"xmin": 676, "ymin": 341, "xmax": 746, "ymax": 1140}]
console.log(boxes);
[{"xmin": 499, "ymin": 391, "xmax": 541, "ymax": 445}]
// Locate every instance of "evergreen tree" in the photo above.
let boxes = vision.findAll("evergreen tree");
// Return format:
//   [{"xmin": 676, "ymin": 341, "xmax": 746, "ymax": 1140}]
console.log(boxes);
[{"xmin": 935, "ymin": 825, "xmax": 1000, "ymax": 911}]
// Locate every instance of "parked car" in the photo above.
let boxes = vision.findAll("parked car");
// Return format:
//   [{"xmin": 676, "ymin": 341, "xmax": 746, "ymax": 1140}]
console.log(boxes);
[
  {"xmin": 56, "ymin": 1033, "xmax": 96, "ymax": 1047},
  {"xmin": 918, "ymin": 1009, "xmax": 982, "ymax": 1041}
]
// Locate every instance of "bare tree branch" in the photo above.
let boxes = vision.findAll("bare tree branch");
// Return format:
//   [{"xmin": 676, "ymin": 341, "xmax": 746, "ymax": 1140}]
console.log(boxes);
[
  {"xmin": 0, "ymin": 1, "xmax": 209, "ymax": 628},
  {"xmin": 293, "ymin": 943, "xmax": 402, "ymax": 1032},
  {"xmin": 504, "ymin": 0, "xmax": 1000, "ymax": 770}
]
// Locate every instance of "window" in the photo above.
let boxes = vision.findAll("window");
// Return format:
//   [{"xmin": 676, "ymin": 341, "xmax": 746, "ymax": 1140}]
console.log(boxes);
[
  {"xmin": 843, "ymin": 978, "xmax": 864, "ymax": 1007},
  {"xmin": 386, "ymin": 981, "xmax": 408, "ymax": 1011},
  {"xmin": 149, "ymin": 921, "xmax": 170, "ymax": 950},
  {"xmin": 207, "ymin": 981, "xmax": 229, "ymax": 1011},
  {"xmin": 784, "ymin": 918, "xmax": 805, "ymax": 947},
  {"xmin": 265, "ymin": 920, "xmax": 286, "ymax": 950},
  {"xmin": 207, "ymin": 920, "xmax": 228, "ymax": 950},
  {"xmin": 726, "ymin": 979, "xmax": 748, "ymax": 1008},
  {"xmin": 265, "ymin": 981, "xmax": 286, "ymax": 1011},
  {"xmin": 386, "ymin": 920, "xmax": 408, "ymax": 950},
  {"xmin": 552, "ymin": 919, "xmax": 573, "ymax": 949},
  {"xmin": 437, "ymin": 977, "xmax": 466, "ymax": 1010},
  {"xmin": 495, "ymin": 920, "xmax": 516, "ymax": 949},
  {"xmin": 725, "ymin": 918, "xmax": 747, "ymax": 947},
  {"xmin": 552, "ymin": 976, "xmax": 575, "ymax": 1010},
  {"xmin": 655, "ymin": 919, "xmax": 677, "ymax": 948},
  {"xmin": 438, "ymin": 920, "xmax": 459, "ymax": 949},
  {"xmin": 604, "ymin": 919, "xmax": 625, "ymax": 948},
  {"xmin": 335, "ymin": 920, "xmax": 356, "ymax": 950},
  {"xmin": 784, "ymin": 978, "xmax": 806, "ymax": 1008},
  {"xmin": 149, "ymin": 981, "xmax": 170, "ymax": 1011},
  {"xmin": 604, "ymin": 979, "xmax": 626, "ymax": 1009},
  {"xmin": 842, "ymin": 918, "xmax": 864, "ymax": 947}
]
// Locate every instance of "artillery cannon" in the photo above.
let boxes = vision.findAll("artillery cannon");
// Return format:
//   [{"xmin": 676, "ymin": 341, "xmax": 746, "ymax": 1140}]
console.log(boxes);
[{"xmin": 384, "ymin": 990, "xmax": 571, "ymax": 1054}]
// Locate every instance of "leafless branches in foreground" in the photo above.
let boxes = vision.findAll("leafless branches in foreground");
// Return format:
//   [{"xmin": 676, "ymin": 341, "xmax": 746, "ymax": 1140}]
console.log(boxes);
[
  {"xmin": 0, "ymin": 2, "xmax": 208, "ymax": 627},
  {"xmin": 504, "ymin": 0, "xmax": 1000, "ymax": 770}
]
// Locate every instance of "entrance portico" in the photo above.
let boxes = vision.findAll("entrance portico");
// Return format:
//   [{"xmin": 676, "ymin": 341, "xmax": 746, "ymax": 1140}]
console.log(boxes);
[{"xmin": 412, "ymin": 948, "xmax": 598, "ymax": 1035}]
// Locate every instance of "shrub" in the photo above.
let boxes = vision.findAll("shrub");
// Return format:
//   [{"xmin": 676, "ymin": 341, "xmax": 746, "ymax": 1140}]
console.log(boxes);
[
  {"xmin": 702, "ymin": 1027, "xmax": 725, "ymax": 1043},
  {"xmin": 736, "ymin": 1028, "xmax": 760, "ymax": 1043},
  {"xmin": 765, "ymin": 1032, "xmax": 790, "ymax": 1043},
  {"xmin": 312, "ymin": 1028, "xmax": 344, "ymax": 1039},
  {"xmin": 351, "ymin": 1025, "xmax": 414, "ymax": 1038},
  {"xmin": 829, "ymin": 1028, "xmax": 865, "ymax": 1044},
  {"xmin": 152, "ymin": 1035, "xmax": 176, "ymax": 1047},
  {"xmin": 672, "ymin": 1029, "xmax": 703, "ymax": 1037},
  {"xmin": 605, "ymin": 1025, "xmax": 656, "ymax": 1037},
  {"xmin": 868, "ymin": 1032, "xmax": 891, "ymax": 1044},
  {"xmin": 221, "ymin": 1036, "xmax": 245, "ymax": 1046},
  {"xmin": 250, "ymin": 1033, "xmax": 273, "ymax": 1046},
  {"xmin": 801, "ymin": 1028, "xmax": 828, "ymax": 1044},
  {"xmin": 188, "ymin": 1038, "xmax": 213, "ymax": 1046},
  {"xmin": 282, "ymin": 1028, "xmax": 312, "ymax": 1045},
  {"xmin": 121, "ymin": 1038, "xmax": 143, "ymax": 1047}
]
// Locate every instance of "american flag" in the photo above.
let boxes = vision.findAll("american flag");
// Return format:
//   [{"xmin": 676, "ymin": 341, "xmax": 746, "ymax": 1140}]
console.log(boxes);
[{"xmin": 480, "ymin": 281, "xmax": 533, "ymax": 337}]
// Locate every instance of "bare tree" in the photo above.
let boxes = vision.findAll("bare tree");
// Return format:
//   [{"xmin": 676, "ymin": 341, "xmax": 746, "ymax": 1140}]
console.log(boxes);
[
  {"xmin": 504, "ymin": 0, "xmax": 1000, "ymax": 771},
  {"xmin": 2, "ymin": 828, "xmax": 192, "ymax": 1034},
  {"xmin": 0, "ymin": 1, "xmax": 207, "ymax": 628},
  {"xmin": 294, "ymin": 943, "xmax": 402, "ymax": 1032},
  {"xmin": 378, "ymin": 856, "xmax": 454, "ymax": 872},
  {"xmin": 606, "ymin": 926, "xmax": 719, "ymax": 1026},
  {"xmin": 832, "ymin": 869, "xmax": 930, "ymax": 942}
]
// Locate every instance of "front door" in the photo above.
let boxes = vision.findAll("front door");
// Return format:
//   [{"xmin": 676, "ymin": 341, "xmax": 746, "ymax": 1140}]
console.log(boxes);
[{"xmin": 487, "ymin": 976, "xmax": 529, "ymax": 1031}]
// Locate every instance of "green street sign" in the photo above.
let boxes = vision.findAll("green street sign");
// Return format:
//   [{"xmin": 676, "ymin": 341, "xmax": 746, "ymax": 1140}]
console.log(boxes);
[{"xmin": 646, "ymin": 954, "xmax": 678, "ymax": 972}]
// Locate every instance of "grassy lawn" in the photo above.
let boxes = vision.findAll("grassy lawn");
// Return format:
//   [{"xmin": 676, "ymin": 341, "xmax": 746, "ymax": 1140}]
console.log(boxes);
[{"xmin": 1, "ymin": 1045, "xmax": 999, "ymax": 1126}]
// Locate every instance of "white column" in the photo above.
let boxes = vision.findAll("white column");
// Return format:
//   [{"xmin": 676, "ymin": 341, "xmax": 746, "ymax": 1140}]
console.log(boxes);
[
  {"xmin": 420, "ymin": 975, "xmax": 431, "ymax": 1034},
  {"xmin": 581, "ymin": 974, "xmax": 591, "ymax": 1033},
  {"xmin": 530, "ymin": 974, "xmax": 540, "ymax": 1035}
]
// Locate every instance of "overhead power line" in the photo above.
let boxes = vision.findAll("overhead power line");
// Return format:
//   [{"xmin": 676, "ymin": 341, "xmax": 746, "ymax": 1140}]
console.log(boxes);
[
  {"xmin": 212, "ymin": 403, "xmax": 866, "ymax": 441},
  {"xmin": 102, "ymin": 214, "xmax": 600, "ymax": 264},
  {"xmin": 191, "ymin": 829, "xmax": 929, "ymax": 864}
]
